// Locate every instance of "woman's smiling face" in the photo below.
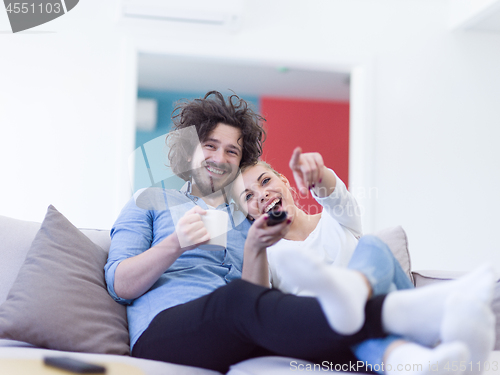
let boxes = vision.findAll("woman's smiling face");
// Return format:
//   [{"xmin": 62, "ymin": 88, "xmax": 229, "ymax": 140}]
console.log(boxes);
[{"xmin": 235, "ymin": 164, "xmax": 296, "ymax": 221}]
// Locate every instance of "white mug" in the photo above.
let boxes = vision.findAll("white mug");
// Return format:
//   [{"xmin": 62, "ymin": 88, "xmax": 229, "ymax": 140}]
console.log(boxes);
[{"xmin": 199, "ymin": 210, "xmax": 229, "ymax": 251}]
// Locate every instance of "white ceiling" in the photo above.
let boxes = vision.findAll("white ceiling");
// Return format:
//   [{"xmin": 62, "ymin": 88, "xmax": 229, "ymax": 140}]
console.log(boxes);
[
  {"xmin": 134, "ymin": 0, "xmax": 500, "ymax": 101},
  {"xmin": 129, "ymin": 0, "xmax": 350, "ymax": 102},
  {"xmin": 137, "ymin": 54, "xmax": 351, "ymax": 102}
]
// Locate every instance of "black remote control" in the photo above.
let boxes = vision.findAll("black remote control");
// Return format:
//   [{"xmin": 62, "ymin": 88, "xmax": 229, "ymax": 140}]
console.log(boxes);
[
  {"xmin": 44, "ymin": 356, "xmax": 106, "ymax": 374},
  {"xmin": 266, "ymin": 210, "xmax": 288, "ymax": 226}
]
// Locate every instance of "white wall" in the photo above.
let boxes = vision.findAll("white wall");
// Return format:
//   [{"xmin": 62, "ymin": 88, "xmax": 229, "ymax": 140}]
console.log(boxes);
[
  {"xmin": 0, "ymin": 0, "xmax": 135, "ymax": 229},
  {"xmin": 1, "ymin": 0, "xmax": 499, "ymax": 272},
  {"xmin": 449, "ymin": 0, "xmax": 500, "ymax": 29}
]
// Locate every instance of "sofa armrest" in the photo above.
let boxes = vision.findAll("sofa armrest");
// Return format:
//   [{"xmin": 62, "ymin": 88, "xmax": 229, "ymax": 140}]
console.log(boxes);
[
  {"xmin": 411, "ymin": 270, "xmax": 466, "ymax": 288},
  {"xmin": 412, "ymin": 269, "xmax": 500, "ymax": 351}
]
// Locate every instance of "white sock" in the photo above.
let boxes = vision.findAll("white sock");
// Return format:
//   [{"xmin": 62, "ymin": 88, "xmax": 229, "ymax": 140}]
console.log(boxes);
[
  {"xmin": 385, "ymin": 341, "xmax": 470, "ymax": 375},
  {"xmin": 272, "ymin": 248, "xmax": 370, "ymax": 335},
  {"xmin": 382, "ymin": 264, "xmax": 495, "ymax": 346},
  {"xmin": 441, "ymin": 292, "xmax": 496, "ymax": 375}
]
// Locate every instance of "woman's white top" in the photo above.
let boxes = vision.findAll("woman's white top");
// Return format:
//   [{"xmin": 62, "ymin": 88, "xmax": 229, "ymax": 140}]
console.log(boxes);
[{"xmin": 267, "ymin": 169, "xmax": 363, "ymax": 294}]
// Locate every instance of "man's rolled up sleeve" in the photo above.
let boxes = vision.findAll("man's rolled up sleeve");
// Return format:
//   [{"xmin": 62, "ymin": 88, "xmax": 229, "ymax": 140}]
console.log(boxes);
[{"xmin": 104, "ymin": 196, "xmax": 154, "ymax": 305}]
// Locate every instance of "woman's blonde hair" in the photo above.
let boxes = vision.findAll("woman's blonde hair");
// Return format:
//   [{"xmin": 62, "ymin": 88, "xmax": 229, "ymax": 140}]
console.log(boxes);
[{"xmin": 240, "ymin": 160, "xmax": 279, "ymax": 177}]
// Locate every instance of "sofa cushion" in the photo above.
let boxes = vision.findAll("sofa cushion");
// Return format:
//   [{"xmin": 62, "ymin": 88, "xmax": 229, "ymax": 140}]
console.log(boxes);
[
  {"xmin": 0, "ymin": 346, "xmax": 223, "ymax": 375},
  {"xmin": 227, "ymin": 351, "xmax": 500, "ymax": 375},
  {"xmin": 372, "ymin": 225, "xmax": 413, "ymax": 284},
  {"xmin": 0, "ymin": 215, "xmax": 111, "ymax": 305},
  {"xmin": 228, "ymin": 356, "xmax": 321, "ymax": 375},
  {"xmin": 0, "ymin": 205, "xmax": 129, "ymax": 355},
  {"xmin": 0, "ymin": 216, "xmax": 41, "ymax": 305},
  {"xmin": 413, "ymin": 270, "xmax": 500, "ymax": 351},
  {"xmin": 80, "ymin": 228, "xmax": 112, "ymax": 253}
]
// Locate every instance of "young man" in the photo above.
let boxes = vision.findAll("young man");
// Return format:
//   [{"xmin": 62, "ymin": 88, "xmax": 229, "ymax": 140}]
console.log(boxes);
[{"xmin": 104, "ymin": 91, "xmax": 493, "ymax": 374}]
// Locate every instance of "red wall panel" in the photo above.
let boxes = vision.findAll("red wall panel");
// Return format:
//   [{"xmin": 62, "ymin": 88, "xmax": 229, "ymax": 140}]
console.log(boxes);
[{"xmin": 260, "ymin": 97, "xmax": 350, "ymax": 214}]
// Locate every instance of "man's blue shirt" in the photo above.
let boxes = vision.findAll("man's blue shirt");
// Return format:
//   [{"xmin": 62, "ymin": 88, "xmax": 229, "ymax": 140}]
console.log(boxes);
[{"xmin": 104, "ymin": 182, "xmax": 251, "ymax": 350}]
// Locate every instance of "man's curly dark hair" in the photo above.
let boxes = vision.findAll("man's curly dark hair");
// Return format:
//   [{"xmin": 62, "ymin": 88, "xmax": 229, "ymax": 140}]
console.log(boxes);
[{"xmin": 166, "ymin": 91, "xmax": 266, "ymax": 181}]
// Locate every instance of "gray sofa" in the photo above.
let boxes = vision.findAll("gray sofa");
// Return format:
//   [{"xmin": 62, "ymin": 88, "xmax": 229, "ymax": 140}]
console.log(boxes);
[{"xmin": 0, "ymin": 208, "xmax": 499, "ymax": 375}]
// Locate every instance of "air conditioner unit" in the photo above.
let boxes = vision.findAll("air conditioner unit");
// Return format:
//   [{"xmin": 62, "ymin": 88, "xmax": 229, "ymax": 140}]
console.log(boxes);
[{"xmin": 122, "ymin": 0, "xmax": 242, "ymax": 29}]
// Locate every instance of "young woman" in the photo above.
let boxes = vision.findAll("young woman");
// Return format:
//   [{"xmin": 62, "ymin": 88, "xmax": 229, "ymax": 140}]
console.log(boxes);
[{"xmin": 233, "ymin": 147, "xmax": 496, "ymax": 375}]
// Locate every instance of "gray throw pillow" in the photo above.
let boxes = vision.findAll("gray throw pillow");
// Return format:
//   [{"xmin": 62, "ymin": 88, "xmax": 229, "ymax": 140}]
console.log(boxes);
[{"xmin": 0, "ymin": 205, "xmax": 129, "ymax": 355}]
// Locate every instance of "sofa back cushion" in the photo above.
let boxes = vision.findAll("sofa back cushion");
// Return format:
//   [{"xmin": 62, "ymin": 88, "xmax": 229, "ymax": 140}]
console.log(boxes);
[
  {"xmin": 0, "ymin": 216, "xmax": 41, "ymax": 305},
  {"xmin": 0, "ymin": 215, "xmax": 111, "ymax": 305}
]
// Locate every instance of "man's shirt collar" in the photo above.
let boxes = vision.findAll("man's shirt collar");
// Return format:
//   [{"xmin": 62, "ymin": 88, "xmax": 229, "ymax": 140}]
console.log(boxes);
[{"xmin": 180, "ymin": 180, "xmax": 192, "ymax": 195}]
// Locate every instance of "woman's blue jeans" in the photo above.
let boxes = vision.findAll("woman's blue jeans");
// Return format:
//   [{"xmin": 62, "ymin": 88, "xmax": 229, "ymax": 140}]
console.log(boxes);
[{"xmin": 347, "ymin": 235, "xmax": 414, "ymax": 374}]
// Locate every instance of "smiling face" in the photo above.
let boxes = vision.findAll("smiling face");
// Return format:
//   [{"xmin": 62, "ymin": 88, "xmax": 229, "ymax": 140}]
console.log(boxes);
[
  {"xmin": 235, "ymin": 163, "xmax": 297, "ymax": 221},
  {"xmin": 189, "ymin": 123, "xmax": 243, "ymax": 197}
]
